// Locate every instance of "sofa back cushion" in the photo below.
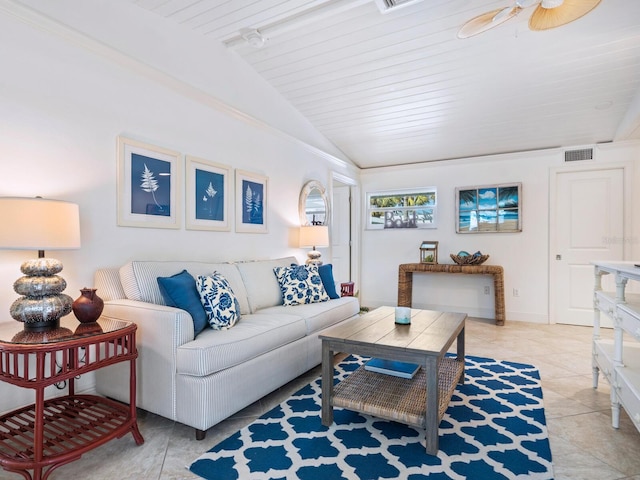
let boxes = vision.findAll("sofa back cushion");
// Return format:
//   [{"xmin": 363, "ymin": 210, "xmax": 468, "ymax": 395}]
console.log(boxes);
[
  {"xmin": 236, "ymin": 257, "xmax": 298, "ymax": 313},
  {"xmin": 94, "ymin": 267, "xmax": 127, "ymax": 301},
  {"xmin": 119, "ymin": 261, "xmax": 251, "ymax": 315}
]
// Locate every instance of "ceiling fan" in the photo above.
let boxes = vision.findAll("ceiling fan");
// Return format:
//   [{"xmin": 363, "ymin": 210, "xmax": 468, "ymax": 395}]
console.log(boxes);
[{"xmin": 457, "ymin": 0, "xmax": 601, "ymax": 39}]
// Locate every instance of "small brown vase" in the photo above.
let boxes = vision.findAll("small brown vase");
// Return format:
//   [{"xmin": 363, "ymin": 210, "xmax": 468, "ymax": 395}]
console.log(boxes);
[{"xmin": 72, "ymin": 288, "xmax": 104, "ymax": 323}]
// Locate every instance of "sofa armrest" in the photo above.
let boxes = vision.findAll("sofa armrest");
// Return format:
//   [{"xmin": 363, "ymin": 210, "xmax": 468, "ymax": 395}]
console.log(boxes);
[{"xmin": 95, "ymin": 299, "xmax": 195, "ymax": 421}]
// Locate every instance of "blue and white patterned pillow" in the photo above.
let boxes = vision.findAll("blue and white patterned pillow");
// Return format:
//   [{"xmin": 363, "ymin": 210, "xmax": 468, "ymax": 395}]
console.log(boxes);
[
  {"xmin": 196, "ymin": 272, "xmax": 241, "ymax": 330},
  {"xmin": 273, "ymin": 264, "xmax": 330, "ymax": 306}
]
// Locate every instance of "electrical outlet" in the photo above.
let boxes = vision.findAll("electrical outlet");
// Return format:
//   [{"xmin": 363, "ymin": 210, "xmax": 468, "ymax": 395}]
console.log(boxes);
[
  {"xmin": 484, "ymin": 286, "xmax": 490, "ymax": 295},
  {"xmin": 513, "ymin": 288, "xmax": 520, "ymax": 297}
]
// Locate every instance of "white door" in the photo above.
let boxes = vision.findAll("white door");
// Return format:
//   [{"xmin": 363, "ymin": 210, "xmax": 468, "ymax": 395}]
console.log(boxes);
[
  {"xmin": 552, "ymin": 167, "xmax": 625, "ymax": 326},
  {"xmin": 331, "ymin": 184, "xmax": 351, "ymax": 287}
]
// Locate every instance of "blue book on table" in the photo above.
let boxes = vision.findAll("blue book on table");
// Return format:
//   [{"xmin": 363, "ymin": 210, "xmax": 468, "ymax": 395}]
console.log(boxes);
[{"xmin": 364, "ymin": 358, "xmax": 420, "ymax": 379}]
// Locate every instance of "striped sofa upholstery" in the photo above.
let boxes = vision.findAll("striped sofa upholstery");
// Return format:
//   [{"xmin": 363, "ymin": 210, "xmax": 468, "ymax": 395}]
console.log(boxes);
[{"xmin": 94, "ymin": 257, "xmax": 360, "ymax": 439}]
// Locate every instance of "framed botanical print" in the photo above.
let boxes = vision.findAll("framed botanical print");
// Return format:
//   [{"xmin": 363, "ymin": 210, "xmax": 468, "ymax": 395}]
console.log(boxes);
[
  {"xmin": 185, "ymin": 156, "xmax": 231, "ymax": 231},
  {"xmin": 235, "ymin": 170, "xmax": 268, "ymax": 233},
  {"xmin": 117, "ymin": 136, "xmax": 181, "ymax": 229},
  {"xmin": 456, "ymin": 183, "xmax": 522, "ymax": 233}
]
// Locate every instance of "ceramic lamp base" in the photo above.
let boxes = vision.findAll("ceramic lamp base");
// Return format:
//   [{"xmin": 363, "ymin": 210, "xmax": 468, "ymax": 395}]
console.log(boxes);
[
  {"xmin": 306, "ymin": 249, "xmax": 323, "ymax": 266},
  {"xmin": 10, "ymin": 257, "xmax": 72, "ymax": 330}
]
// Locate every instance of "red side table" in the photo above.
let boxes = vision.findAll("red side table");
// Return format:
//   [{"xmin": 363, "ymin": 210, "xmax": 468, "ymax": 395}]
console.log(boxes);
[{"xmin": 0, "ymin": 316, "xmax": 144, "ymax": 480}]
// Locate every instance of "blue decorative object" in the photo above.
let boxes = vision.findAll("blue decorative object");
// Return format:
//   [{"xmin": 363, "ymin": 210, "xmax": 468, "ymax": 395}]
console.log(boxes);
[
  {"xmin": 157, "ymin": 270, "xmax": 207, "ymax": 335},
  {"xmin": 318, "ymin": 264, "xmax": 340, "ymax": 299},
  {"xmin": 196, "ymin": 273, "xmax": 241, "ymax": 330},
  {"xmin": 189, "ymin": 355, "xmax": 553, "ymax": 480},
  {"xmin": 451, "ymin": 251, "xmax": 490, "ymax": 265},
  {"xmin": 274, "ymin": 265, "xmax": 330, "ymax": 306}
]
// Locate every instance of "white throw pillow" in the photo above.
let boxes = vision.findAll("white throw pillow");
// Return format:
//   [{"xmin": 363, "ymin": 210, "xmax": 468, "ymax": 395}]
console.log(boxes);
[
  {"xmin": 196, "ymin": 272, "xmax": 241, "ymax": 330},
  {"xmin": 273, "ymin": 264, "xmax": 330, "ymax": 306}
]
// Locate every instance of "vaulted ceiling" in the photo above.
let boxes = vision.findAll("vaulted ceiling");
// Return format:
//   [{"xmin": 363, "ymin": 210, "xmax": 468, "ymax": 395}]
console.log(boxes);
[{"xmin": 131, "ymin": 0, "xmax": 640, "ymax": 169}]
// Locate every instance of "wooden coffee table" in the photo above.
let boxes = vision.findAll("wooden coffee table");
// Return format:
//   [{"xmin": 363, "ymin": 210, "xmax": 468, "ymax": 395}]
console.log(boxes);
[{"xmin": 319, "ymin": 306, "xmax": 466, "ymax": 455}]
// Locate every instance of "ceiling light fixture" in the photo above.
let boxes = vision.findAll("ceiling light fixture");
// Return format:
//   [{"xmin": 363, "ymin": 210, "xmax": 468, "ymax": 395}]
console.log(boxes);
[
  {"xmin": 240, "ymin": 29, "xmax": 266, "ymax": 48},
  {"xmin": 225, "ymin": 0, "xmax": 371, "ymax": 48}
]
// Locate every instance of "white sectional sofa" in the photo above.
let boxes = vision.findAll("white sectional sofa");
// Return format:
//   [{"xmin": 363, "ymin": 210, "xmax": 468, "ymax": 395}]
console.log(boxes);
[{"xmin": 93, "ymin": 257, "xmax": 359, "ymax": 439}]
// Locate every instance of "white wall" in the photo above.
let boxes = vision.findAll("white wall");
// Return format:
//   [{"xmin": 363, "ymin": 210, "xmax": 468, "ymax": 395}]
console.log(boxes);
[
  {"xmin": 0, "ymin": 2, "xmax": 357, "ymax": 413},
  {"xmin": 359, "ymin": 143, "xmax": 640, "ymax": 323}
]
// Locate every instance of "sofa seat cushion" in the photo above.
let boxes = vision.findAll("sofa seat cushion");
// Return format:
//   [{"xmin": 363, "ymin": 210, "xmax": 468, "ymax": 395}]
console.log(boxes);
[
  {"xmin": 257, "ymin": 297, "xmax": 360, "ymax": 335},
  {"xmin": 176, "ymin": 313, "xmax": 306, "ymax": 376}
]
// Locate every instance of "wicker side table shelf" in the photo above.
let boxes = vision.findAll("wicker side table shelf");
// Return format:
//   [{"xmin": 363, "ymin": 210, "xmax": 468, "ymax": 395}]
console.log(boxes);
[
  {"xmin": 0, "ymin": 316, "xmax": 144, "ymax": 480},
  {"xmin": 332, "ymin": 356, "xmax": 463, "ymax": 428},
  {"xmin": 398, "ymin": 263, "xmax": 506, "ymax": 325}
]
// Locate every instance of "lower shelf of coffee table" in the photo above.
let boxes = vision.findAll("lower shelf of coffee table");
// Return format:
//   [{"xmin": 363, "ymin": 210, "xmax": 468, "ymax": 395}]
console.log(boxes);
[
  {"xmin": 332, "ymin": 357, "xmax": 464, "ymax": 428},
  {"xmin": 0, "ymin": 395, "xmax": 134, "ymax": 469}
]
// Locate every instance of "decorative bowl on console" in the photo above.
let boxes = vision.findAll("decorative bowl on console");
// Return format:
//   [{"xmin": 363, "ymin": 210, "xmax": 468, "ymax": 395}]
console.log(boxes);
[{"xmin": 450, "ymin": 251, "xmax": 489, "ymax": 265}]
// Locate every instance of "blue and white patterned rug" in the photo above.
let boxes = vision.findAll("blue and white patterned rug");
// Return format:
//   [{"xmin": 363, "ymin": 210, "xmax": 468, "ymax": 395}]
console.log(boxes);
[{"xmin": 189, "ymin": 355, "xmax": 553, "ymax": 480}]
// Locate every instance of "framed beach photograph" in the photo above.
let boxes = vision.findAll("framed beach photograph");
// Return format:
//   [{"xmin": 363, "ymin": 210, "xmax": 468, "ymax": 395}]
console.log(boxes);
[
  {"xmin": 366, "ymin": 187, "xmax": 437, "ymax": 230},
  {"xmin": 117, "ymin": 136, "xmax": 181, "ymax": 229},
  {"xmin": 185, "ymin": 156, "xmax": 231, "ymax": 231},
  {"xmin": 235, "ymin": 170, "xmax": 268, "ymax": 233},
  {"xmin": 456, "ymin": 183, "xmax": 522, "ymax": 233}
]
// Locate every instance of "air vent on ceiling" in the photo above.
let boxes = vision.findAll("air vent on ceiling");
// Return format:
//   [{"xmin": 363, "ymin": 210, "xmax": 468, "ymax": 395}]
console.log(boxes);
[
  {"xmin": 564, "ymin": 147, "xmax": 594, "ymax": 162},
  {"xmin": 375, "ymin": 0, "xmax": 424, "ymax": 14}
]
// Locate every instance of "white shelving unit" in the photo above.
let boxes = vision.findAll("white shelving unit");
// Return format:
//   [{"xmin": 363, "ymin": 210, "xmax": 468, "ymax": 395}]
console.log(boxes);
[{"xmin": 592, "ymin": 261, "xmax": 640, "ymax": 432}]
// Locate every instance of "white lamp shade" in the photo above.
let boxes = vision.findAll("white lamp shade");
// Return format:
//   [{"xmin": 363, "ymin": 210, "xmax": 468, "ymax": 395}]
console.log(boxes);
[
  {"xmin": 299, "ymin": 225, "xmax": 329, "ymax": 248},
  {"xmin": 0, "ymin": 197, "xmax": 81, "ymax": 251}
]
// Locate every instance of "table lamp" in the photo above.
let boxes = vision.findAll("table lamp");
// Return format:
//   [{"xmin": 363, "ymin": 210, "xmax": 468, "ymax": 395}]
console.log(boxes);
[
  {"xmin": 299, "ymin": 225, "xmax": 329, "ymax": 265},
  {"xmin": 0, "ymin": 197, "xmax": 81, "ymax": 331}
]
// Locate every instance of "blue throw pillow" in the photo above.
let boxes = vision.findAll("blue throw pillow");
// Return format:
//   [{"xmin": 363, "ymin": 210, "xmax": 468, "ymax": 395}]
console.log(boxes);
[
  {"xmin": 274, "ymin": 264, "xmax": 330, "ymax": 306},
  {"xmin": 318, "ymin": 264, "xmax": 340, "ymax": 299},
  {"xmin": 157, "ymin": 270, "xmax": 208, "ymax": 336},
  {"xmin": 196, "ymin": 273, "xmax": 241, "ymax": 330}
]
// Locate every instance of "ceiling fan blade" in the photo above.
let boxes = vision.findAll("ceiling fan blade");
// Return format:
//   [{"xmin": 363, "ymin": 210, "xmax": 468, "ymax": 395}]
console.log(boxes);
[
  {"xmin": 529, "ymin": 0, "xmax": 601, "ymax": 31},
  {"xmin": 457, "ymin": 7, "xmax": 520, "ymax": 39}
]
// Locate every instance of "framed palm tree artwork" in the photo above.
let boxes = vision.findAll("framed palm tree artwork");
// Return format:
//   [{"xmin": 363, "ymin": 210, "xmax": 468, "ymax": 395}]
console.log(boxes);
[
  {"xmin": 456, "ymin": 183, "xmax": 522, "ymax": 233},
  {"xmin": 117, "ymin": 136, "xmax": 181, "ymax": 229},
  {"xmin": 235, "ymin": 169, "xmax": 268, "ymax": 233},
  {"xmin": 185, "ymin": 156, "xmax": 231, "ymax": 231}
]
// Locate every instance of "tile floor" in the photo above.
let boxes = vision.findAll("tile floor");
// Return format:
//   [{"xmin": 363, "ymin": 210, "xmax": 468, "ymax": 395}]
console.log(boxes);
[{"xmin": 2, "ymin": 318, "xmax": 640, "ymax": 479}]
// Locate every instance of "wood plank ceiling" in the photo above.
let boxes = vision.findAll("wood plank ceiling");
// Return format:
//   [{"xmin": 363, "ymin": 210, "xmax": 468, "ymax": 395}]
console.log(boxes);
[{"xmin": 129, "ymin": 0, "xmax": 640, "ymax": 169}]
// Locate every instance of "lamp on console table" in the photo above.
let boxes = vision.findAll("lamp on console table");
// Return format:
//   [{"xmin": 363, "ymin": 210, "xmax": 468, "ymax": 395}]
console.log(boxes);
[
  {"xmin": 299, "ymin": 225, "xmax": 329, "ymax": 266},
  {"xmin": 0, "ymin": 197, "xmax": 81, "ymax": 331}
]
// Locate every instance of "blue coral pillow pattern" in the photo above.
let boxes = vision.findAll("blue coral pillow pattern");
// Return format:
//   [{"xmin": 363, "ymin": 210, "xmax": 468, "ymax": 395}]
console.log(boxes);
[
  {"xmin": 274, "ymin": 264, "xmax": 330, "ymax": 306},
  {"xmin": 196, "ymin": 273, "xmax": 241, "ymax": 330}
]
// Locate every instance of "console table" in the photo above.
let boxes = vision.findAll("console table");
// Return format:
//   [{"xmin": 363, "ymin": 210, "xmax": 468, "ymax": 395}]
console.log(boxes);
[
  {"xmin": 398, "ymin": 263, "xmax": 506, "ymax": 325},
  {"xmin": 0, "ymin": 316, "xmax": 144, "ymax": 480}
]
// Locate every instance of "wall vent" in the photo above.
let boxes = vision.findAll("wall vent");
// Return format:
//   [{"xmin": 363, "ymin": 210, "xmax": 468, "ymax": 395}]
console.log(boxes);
[
  {"xmin": 375, "ymin": 0, "xmax": 424, "ymax": 13},
  {"xmin": 564, "ymin": 147, "xmax": 594, "ymax": 162}
]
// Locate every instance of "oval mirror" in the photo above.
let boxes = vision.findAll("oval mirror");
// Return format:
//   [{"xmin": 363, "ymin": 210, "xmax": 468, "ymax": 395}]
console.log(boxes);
[{"xmin": 299, "ymin": 180, "xmax": 329, "ymax": 226}]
